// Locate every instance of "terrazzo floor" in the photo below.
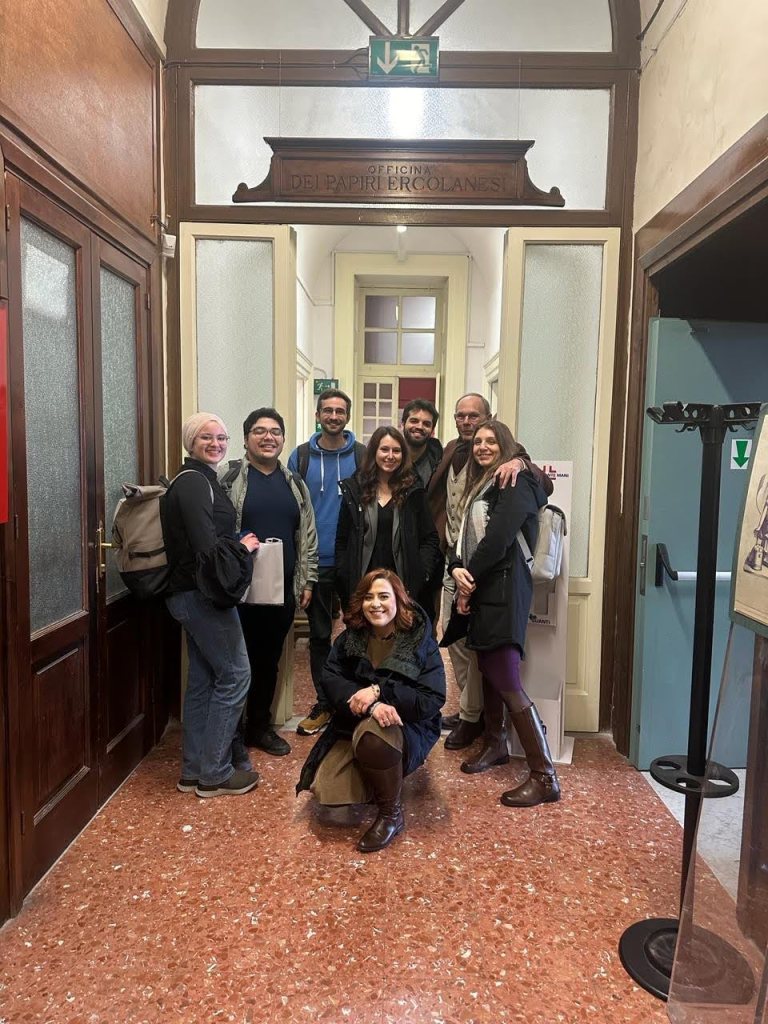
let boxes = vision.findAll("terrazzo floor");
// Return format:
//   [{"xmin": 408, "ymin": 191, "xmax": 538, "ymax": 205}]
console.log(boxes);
[{"xmin": 0, "ymin": 640, "xmax": 682, "ymax": 1024}]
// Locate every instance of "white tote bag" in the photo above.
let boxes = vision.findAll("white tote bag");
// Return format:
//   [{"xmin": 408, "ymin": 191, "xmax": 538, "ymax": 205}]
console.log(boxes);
[{"xmin": 241, "ymin": 538, "xmax": 285, "ymax": 605}]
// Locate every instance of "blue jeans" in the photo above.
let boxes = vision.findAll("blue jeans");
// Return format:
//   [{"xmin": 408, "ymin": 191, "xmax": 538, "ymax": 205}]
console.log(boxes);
[{"xmin": 165, "ymin": 589, "xmax": 251, "ymax": 785}]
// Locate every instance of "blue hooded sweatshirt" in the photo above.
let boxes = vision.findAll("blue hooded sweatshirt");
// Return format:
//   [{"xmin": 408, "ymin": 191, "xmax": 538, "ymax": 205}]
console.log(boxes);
[{"xmin": 287, "ymin": 431, "xmax": 361, "ymax": 567}]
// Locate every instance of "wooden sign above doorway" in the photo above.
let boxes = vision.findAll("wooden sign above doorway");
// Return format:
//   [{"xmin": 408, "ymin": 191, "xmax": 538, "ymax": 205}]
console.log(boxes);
[{"xmin": 232, "ymin": 138, "xmax": 565, "ymax": 207}]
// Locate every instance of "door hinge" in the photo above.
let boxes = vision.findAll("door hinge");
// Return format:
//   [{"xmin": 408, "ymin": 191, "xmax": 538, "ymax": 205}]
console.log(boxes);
[
  {"xmin": 5, "ymin": 204, "xmax": 10, "ymax": 232},
  {"xmin": 14, "ymin": 514, "xmax": 19, "ymax": 541},
  {"xmin": 145, "ymin": 293, "xmax": 151, "ymax": 311}
]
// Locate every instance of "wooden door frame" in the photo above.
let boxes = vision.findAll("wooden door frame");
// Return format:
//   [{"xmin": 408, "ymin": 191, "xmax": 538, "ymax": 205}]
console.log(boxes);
[{"xmin": 605, "ymin": 115, "xmax": 768, "ymax": 755}]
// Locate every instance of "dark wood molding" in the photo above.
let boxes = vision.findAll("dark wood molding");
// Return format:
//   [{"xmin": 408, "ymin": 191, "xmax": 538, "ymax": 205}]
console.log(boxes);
[
  {"xmin": 636, "ymin": 114, "xmax": 768, "ymax": 268},
  {"xmin": 104, "ymin": 0, "xmax": 165, "ymax": 65},
  {"xmin": 233, "ymin": 137, "xmax": 565, "ymax": 207},
  {"xmin": 415, "ymin": 0, "xmax": 467, "ymax": 37},
  {"xmin": 600, "ymin": 62, "xmax": 639, "ymax": 734},
  {"xmin": 0, "ymin": 143, "xmax": 7, "ymax": 301},
  {"xmin": 180, "ymin": 202, "xmax": 617, "ymax": 229},
  {"xmin": 341, "ymin": 0, "xmax": 392, "ymax": 37}
]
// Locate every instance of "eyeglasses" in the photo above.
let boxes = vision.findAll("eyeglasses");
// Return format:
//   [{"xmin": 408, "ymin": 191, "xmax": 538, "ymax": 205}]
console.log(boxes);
[
  {"xmin": 249, "ymin": 426, "xmax": 284, "ymax": 438},
  {"xmin": 454, "ymin": 412, "xmax": 482, "ymax": 422},
  {"xmin": 197, "ymin": 433, "xmax": 229, "ymax": 443}
]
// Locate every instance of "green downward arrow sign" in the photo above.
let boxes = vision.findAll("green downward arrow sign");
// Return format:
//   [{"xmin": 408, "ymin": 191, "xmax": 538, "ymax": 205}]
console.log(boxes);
[{"xmin": 733, "ymin": 439, "xmax": 750, "ymax": 467}]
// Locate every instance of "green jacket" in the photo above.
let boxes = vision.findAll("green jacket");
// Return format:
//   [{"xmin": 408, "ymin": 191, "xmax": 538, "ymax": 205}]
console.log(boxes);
[{"xmin": 224, "ymin": 458, "xmax": 319, "ymax": 603}]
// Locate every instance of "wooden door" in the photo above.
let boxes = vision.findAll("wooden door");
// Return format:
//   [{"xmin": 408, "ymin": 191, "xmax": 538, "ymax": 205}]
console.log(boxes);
[
  {"xmin": 91, "ymin": 240, "xmax": 154, "ymax": 798},
  {"xmin": 6, "ymin": 177, "xmax": 100, "ymax": 889},
  {"xmin": 5, "ymin": 177, "xmax": 155, "ymax": 893}
]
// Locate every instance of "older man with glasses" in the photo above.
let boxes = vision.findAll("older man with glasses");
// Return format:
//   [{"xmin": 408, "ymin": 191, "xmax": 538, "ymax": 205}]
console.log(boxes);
[
  {"xmin": 427, "ymin": 393, "xmax": 552, "ymax": 763},
  {"xmin": 224, "ymin": 407, "xmax": 318, "ymax": 756}
]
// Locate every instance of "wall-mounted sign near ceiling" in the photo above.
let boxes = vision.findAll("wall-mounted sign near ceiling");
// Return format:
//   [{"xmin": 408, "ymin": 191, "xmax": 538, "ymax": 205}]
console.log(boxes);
[
  {"xmin": 368, "ymin": 37, "xmax": 439, "ymax": 79},
  {"xmin": 232, "ymin": 138, "xmax": 565, "ymax": 207}
]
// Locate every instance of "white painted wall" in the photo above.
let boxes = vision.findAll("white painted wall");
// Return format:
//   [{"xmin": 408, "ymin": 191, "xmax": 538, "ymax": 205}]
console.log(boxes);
[
  {"xmin": 129, "ymin": 0, "xmax": 168, "ymax": 51},
  {"xmin": 292, "ymin": 224, "xmax": 505, "ymax": 401},
  {"xmin": 634, "ymin": 0, "xmax": 768, "ymax": 229}
]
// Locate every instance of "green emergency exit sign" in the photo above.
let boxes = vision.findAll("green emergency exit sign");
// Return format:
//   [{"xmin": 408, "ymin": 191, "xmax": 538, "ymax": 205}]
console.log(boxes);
[{"xmin": 369, "ymin": 37, "xmax": 439, "ymax": 78}]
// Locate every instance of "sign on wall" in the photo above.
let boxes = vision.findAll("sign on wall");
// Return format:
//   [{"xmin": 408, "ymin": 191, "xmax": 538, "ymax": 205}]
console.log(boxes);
[
  {"xmin": 369, "ymin": 37, "xmax": 439, "ymax": 79},
  {"xmin": 233, "ymin": 138, "xmax": 565, "ymax": 207}
]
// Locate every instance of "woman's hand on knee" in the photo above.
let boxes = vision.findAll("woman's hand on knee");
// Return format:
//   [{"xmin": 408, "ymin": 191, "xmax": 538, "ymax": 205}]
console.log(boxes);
[
  {"xmin": 348, "ymin": 684, "xmax": 380, "ymax": 716},
  {"xmin": 372, "ymin": 702, "xmax": 403, "ymax": 728}
]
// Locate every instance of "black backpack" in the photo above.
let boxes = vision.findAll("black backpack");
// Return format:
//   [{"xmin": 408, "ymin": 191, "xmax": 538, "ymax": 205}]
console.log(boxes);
[{"xmin": 296, "ymin": 440, "xmax": 366, "ymax": 480}]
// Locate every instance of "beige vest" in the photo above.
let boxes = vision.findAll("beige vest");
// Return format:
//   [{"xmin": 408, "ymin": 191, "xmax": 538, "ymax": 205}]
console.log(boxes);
[{"xmin": 445, "ymin": 461, "xmax": 469, "ymax": 548}]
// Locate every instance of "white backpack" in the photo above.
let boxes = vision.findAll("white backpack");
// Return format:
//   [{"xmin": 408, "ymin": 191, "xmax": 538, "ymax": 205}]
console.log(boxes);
[{"xmin": 517, "ymin": 505, "xmax": 567, "ymax": 584}]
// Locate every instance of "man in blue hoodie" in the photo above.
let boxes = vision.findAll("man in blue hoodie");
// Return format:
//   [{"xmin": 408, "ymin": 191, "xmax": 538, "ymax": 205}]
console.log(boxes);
[{"xmin": 287, "ymin": 388, "xmax": 365, "ymax": 735}]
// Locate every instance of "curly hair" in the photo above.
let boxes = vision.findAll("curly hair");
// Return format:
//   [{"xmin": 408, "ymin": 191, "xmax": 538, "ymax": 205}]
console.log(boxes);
[
  {"xmin": 359, "ymin": 426, "xmax": 415, "ymax": 507},
  {"xmin": 344, "ymin": 569, "xmax": 415, "ymax": 632},
  {"xmin": 461, "ymin": 420, "xmax": 524, "ymax": 508}
]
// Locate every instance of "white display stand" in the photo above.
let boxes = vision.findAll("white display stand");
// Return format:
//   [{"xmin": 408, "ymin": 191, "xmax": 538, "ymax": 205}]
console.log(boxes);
[{"xmin": 511, "ymin": 461, "xmax": 574, "ymax": 765}]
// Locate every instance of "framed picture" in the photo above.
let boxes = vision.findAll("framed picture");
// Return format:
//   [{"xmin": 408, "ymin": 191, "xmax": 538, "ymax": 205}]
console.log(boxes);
[{"xmin": 732, "ymin": 403, "xmax": 768, "ymax": 637}]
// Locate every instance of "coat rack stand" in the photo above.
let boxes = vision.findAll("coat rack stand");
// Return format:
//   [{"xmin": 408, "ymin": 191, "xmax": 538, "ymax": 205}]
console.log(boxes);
[{"xmin": 619, "ymin": 401, "xmax": 761, "ymax": 1002}]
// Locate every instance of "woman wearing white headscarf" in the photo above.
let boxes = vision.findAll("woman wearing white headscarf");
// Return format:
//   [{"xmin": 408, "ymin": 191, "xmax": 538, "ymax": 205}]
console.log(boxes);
[{"xmin": 162, "ymin": 412, "xmax": 260, "ymax": 798}]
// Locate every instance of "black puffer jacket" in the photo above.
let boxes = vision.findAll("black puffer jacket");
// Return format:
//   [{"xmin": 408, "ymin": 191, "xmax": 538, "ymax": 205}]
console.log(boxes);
[
  {"xmin": 296, "ymin": 604, "xmax": 445, "ymax": 793},
  {"xmin": 335, "ymin": 474, "xmax": 442, "ymax": 610},
  {"xmin": 447, "ymin": 471, "xmax": 548, "ymax": 653}
]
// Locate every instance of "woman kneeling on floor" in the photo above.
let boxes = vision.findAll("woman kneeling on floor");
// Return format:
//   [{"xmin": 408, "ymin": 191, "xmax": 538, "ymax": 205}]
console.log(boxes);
[{"xmin": 297, "ymin": 569, "xmax": 445, "ymax": 852}]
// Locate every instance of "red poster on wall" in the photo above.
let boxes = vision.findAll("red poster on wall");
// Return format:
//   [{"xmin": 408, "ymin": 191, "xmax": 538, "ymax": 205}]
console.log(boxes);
[{"xmin": 0, "ymin": 300, "xmax": 7, "ymax": 524}]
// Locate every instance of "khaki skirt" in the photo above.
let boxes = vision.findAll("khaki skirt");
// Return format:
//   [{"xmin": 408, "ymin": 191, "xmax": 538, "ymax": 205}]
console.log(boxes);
[{"xmin": 310, "ymin": 718, "xmax": 404, "ymax": 805}]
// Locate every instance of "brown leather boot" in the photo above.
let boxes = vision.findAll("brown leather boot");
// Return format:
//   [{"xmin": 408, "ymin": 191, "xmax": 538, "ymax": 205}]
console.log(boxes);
[
  {"xmin": 357, "ymin": 763, "xmax": 405, "ymax": 853},
  {"xmin": 461, "ymin": 678, "xmax": 509, "ymax": 774},
  {"xmin": 501, "ymin": 704, "xmax": 561, "ymax": 807}
]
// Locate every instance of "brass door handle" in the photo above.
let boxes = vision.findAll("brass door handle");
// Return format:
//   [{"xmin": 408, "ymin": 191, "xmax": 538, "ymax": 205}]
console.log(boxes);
[{"xmin": 96, "ymin": 521, "xmax": 113, "ymax": 579}]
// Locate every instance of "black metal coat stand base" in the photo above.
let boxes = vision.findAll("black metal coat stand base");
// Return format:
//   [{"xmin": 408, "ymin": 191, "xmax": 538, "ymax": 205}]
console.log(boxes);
[{"xmin": 619, "ymin": 402, "xmax": 761, "ymax": 1002}]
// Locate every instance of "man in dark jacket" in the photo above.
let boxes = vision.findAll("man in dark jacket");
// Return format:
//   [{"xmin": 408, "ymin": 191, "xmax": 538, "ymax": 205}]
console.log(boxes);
[
  {"xmin": 401, "ymin": 398, "xmax": 443, "ymax": 489},
  {"xmin": 427, "ymin": 393, "xmax": 553, "ymax": 757}
]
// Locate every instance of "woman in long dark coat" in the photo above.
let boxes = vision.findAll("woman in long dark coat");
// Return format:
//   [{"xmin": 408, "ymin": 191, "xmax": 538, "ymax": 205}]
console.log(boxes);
[
  {"xmin": 335, "ymin": 426, "xmax": 442, "ymax": 613},
  {"xmin": 445, "ymin": 420, "xmax": 561, "ymax": 808},
  {"xmin": 298, "ymin": 569, "xmax": 445, "ymax": 853}
]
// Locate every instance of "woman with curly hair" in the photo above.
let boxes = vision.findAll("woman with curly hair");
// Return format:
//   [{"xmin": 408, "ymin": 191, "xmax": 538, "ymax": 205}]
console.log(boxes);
[
  {"xmin": 297, "ymin": 570, "xmax": 445, "ymax": 852},
  {"xmin": 334, "ymin": 426, "xmax": 442, "ymax": 613}
]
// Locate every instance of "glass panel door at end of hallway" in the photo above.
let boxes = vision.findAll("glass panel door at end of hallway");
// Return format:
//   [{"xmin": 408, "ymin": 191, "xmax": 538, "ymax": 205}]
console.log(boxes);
[{"xmin": 631, "ymin": 318, "xmax": 768, "ymax": 769}]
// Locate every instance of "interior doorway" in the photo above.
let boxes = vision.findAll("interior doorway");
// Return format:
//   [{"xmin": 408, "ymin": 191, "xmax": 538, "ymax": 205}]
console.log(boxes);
[{"xmin": 623, "ymin": 197, "xmax": 768, "ymax": 765}]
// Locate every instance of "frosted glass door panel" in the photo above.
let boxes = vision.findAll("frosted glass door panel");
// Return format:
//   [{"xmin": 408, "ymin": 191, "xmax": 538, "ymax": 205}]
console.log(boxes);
[
  {"xmin": 100, "ymin": 268, "xmax": 139, "ymax": 601},
  {"xmin": 195, "ymin": 239, "xmax": 274, "ymax": 435},
  {"xmin": 410, "ymin": 0, "xmax": 611, "ymax": 51},
  {"xmin": 196, "ymin": 0, "xmax": 384, "ymax": 49},
  {"xmin": 195, "ymin": 86, "xmax": 609, "ymax": 209},
  {"xmin": 20, "ymin": 220, "xmax": 84, "ymax": 634},
  {"xmin": 516, "ymin": 244, "xmax": 603, "ymax": 577}
]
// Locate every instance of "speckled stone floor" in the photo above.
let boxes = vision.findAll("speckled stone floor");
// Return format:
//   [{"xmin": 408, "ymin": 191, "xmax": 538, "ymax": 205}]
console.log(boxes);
[{"xmin": 0, "ymin": 640, "xmax": 680, "ymax": 1024}]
